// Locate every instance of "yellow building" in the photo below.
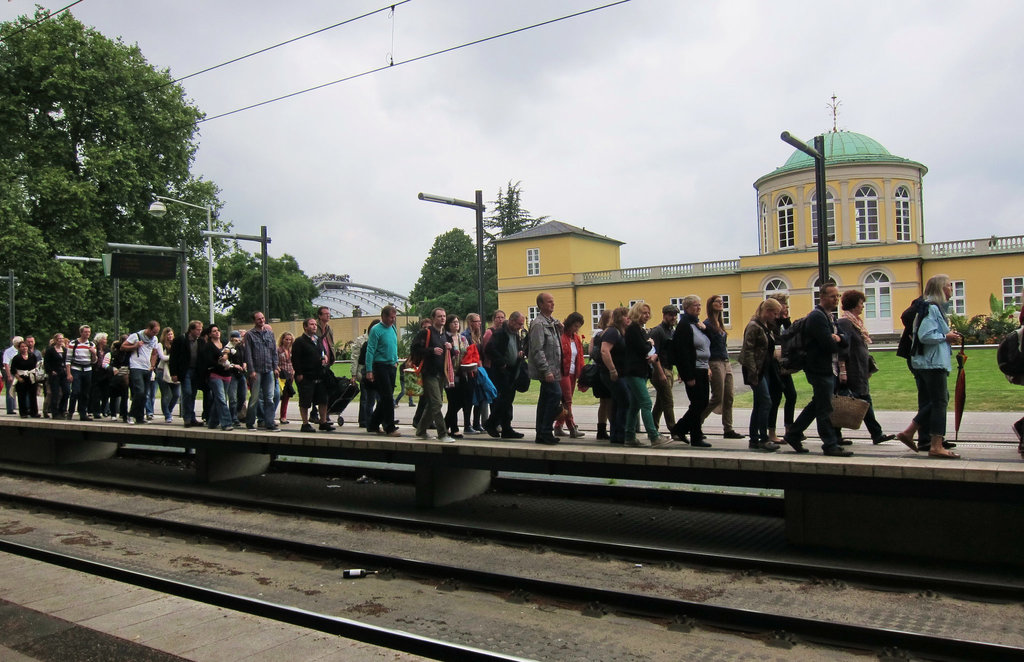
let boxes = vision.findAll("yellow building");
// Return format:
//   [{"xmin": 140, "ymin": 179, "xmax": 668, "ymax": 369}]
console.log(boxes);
[{"xmin": 495, "ymin": 131, "xmax": 1024, "ymax": 343}]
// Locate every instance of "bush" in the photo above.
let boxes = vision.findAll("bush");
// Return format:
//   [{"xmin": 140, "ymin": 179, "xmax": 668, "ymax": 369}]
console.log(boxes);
[{"xmin": 950, "ymin": 294, "xmax": 1020, "ymax": 345}]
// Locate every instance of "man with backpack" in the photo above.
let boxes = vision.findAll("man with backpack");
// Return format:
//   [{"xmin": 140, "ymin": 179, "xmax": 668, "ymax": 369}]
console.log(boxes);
[
  {"xmin": 782, "ymin": 284, "xmax": 851, "ymax": 456},
  {"xmin": 120, "ymin": 321, "xmax": 160, "ymax": 425},
  {"xmin": 65, "ymin": 325, "xmax": 97, "ymax": 421}
]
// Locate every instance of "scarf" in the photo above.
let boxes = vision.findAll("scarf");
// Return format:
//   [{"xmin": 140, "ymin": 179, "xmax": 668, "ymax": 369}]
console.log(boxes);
[{"xmin": 842, "ymin": 309, "xmax": 872, "ymax": 345}]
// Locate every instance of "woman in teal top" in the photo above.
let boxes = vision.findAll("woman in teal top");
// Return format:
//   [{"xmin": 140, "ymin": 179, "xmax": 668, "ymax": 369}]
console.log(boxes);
[{"xmin": 897, "ymin": 275, "xmax": 962, "ymax": 458}]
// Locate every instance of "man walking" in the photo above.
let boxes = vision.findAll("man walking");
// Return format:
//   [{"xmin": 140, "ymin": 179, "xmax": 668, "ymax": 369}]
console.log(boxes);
[
  {"xmin": 121, "ymin": 321, "xmax": 160, "ymax": 425},
  {"xmin": 365, "ymin": 305, "xmax": 401, "ymax": 437},
  {"xmin": 292, "ymin": 317, "xmax": 333, "ymax": 433},
  {"xmin": 528, "ymin": 293, "xmax": 563, "ymax": 445},
  {"xmin": 484, "ymin": 312, "xmax": 525, "ymax": 439},
  {"xmin": 244, "ymin": 311, "xmax": 279, "ymax": 432},
  {"xmin": 649, "ymin": 305, "xmax": 678, "ymax": 431},
  {"xmin": 412, "ymin": 308, "xmax": 452, "ymax": 441},
  {"xmin": 783, "ymin": 284, "xmax": 850, "ymax": 456},
  {"xmin": 66, "ymin": 325, "xmax": 97, "ymax": 421},
  {"xmin": 170, "ymin": 320, "xmax": 203, "ymax": 427}
]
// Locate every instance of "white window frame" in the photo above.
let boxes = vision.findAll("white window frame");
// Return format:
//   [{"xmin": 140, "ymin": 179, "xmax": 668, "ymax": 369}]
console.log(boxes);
[
  {"xmin": 809, "ymin": 190, "xmax": 836, "ymax": 245},
  {"xmin": 777, "ymin": 195, "xmax": 795, "ymax": 249},
  {"xmin": 855, "ymin": 185, "xmax": 879, "ymax": 242},
  {"xmin": 526, "ymin": 248, "xmax": 540, "ymax": 276},
  {"xmin": 590, "ymin": 302, "xmax": 605, "ymax": 331},
  {"xmin": 1003, "ymin": 277, "xmax": 1024, "ymax": 309},
  {"xmin": 720, "ymin": 294, "xmax": 731, "ymax": 327},
  {"xmin": 951, "ymin": 280, "xmax": 966, "ymax": 316},
  {"xmin": 764, "ymin": 278, "xmax": 788, "ymax": 299},
  {"xmin": 528, "ymin": 306, "xmax": 539, "ymax": 323},
  {"xmin": 894, "ymin": 186, "xmax": 912, "ymax": 242},
  {"xmin": 669, "ymin": 297, "xmax": 685, "ymax": 310},
  {"xmin": 760, "ymin": 202, "xmax": 769, "ymax": 254}
]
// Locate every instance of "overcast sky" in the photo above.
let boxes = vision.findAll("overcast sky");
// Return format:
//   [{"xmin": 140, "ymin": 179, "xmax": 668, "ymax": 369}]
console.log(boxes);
[{"xmin": 7, "ymin": 0, "xmax": 1023, "ymax": 298}]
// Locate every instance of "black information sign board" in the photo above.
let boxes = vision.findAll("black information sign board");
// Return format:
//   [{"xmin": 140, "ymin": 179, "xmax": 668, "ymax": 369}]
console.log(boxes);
[{"xmin": 109, "ymin": 253, "xmax": 178, "ymax": 279}]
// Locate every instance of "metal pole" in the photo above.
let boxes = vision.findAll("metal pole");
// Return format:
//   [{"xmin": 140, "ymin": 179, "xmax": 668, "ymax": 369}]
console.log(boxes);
[
  {"xmin": 475, "ymin": 190, "xmax": 485, "ymax": 317},
  {"xmin": 113, "ymin": 278, "xmax": 120, "ymax": 338},
  {"xmin": 260, "ymin": 226, "xmax": 269, "ymax": 317},
  {"xmin": 6, "ymin": 270, "xmax": 14, "ymax": 341},
  {"xmin": 206, "ymin": 206, "xmax": 214, "ymax": 324},
  {"xmin": 814, "ymin": 134, "xmax": 829, "ymax": 287},
  {"xmin": 179, "ymin": 238, "xmax": 189, "ymax": 332}
]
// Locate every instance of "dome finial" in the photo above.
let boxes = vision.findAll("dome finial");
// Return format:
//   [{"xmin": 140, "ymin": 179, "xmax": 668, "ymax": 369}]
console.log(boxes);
[{"xmin": 828, "ymin": 93, "xmax": 842, "ymax": 133}]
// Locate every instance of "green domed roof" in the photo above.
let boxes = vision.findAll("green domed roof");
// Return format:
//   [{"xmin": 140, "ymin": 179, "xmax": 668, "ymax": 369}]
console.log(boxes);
[{"xmin": 756, "ymin": 131, "xmax": 927, "ymax": 187}]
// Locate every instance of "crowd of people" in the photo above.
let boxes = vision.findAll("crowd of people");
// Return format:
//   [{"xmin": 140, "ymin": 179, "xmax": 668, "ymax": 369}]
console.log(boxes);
[{"xmin": 6, "ymin": 279, "xmax": 1020, "ymax": 458}]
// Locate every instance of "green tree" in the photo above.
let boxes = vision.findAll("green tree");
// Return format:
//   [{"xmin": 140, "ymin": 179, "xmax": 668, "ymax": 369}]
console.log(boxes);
[
  {"xmin": 0, "ymin": 10, "xmax": 226, "ymax": 338},
  {"xmin": 214, "ymin": 250, "xmax": 318, "ymax": 323},
  {"xmin": 408, "ymin": 229, "xmax": 492, "ymax": 319}
]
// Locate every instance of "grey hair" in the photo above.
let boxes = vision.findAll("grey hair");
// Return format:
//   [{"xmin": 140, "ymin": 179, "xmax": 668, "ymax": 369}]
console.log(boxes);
[
  {"xmin": 681, "ymin": 295, "xmax": 701, "ymax": 311},
  {"xmin": 923, "ymin": 274, "xmax": 951, "ymax": 304}
]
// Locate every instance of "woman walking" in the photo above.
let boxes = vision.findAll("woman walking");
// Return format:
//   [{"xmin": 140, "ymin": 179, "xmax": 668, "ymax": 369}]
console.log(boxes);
[
  {"xmin": 837, "ymin": 290, "xmax": 894, "ymax": 444},
  {"xmin": 444, "ymin": 315, "xmax": 470, "ymax": 439},
  {"xmin": 702, "ymin": 294, "xmax": 743, "ymax": 439},
  {"xmin": 740, "ymin": 299, "xmax": 782, "ymax": 451},
  {"xmin": 553, "ymin": 312, "xmax": 586, "ymax": 438},
  {"xmin": 598, "ymin": 307, "xmax": 631, "ymax": 444},
  {"xmin": 766, "ymin": 293, "xmax": 798, "ymax": 443},
  {"xmin": 897, "ymin": 275, "xmax": 962, "ymax": 458},
  {"xmin": 590, "ymin": 309, "xmax": 613, "ymax": 440},
  {"xmin": 156, "ymin": 327, "xmax": 179, "ymax": 423},
  {"xmin": 44, "ymin": 333, "xmax": 69, "ymax": 419},
  {"xmin": 622, "ymin": 303, "xmax": 664, "ymax": 446},
  {"xmin": 278, "ymin": 332, "xmax": 294, "ymax": 424},
  {"xmin": 10, "ymin": 339, "xmax": 40, "ymax": 418}
]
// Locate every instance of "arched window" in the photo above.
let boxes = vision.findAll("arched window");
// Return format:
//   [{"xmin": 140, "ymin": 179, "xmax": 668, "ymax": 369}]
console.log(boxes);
[
  {"xmin": 764, "ymin": 278, "xmax": 788, "ymax": 299},
  {"xmin": 812, "ymin": 275, "xmax": 837, "ymax": 288},
  {"xmin": 894, "ymin": 186, "xmax": 911, "ymax": 242},
  {"xmin": 809, "ymin": 190, "xmax": 836, "ymax": 245},
  {"xmin": 863, "ymin": 271, "xmax": 892, "ymax": 321},
  {"xmin": 760, "ymin": 202, "xmax": 769, "ymax": 254},
  {"xmin": 777, "ymin": 195, "xmax": 795, "ymax": 249},
  {"xmin": 854, "ymin": 185, "xmax": 878, "ymax": 242}
]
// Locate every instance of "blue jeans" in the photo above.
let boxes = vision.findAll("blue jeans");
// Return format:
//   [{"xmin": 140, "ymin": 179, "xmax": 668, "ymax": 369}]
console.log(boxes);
[
  {"xmin": 913, "ymin": 368, "xmax": 949, "ymax": 438},
  {"xmin": 157, "ymin": 369, "xmax": 180, "ymax": 421},
  {"xmin": 535, "ymin": 378, "xmax": 563, "ymax": 440},
  {"xmin": 179, "ymin": 368, "xmax": 197, "ymax": 424},
  {"xmin": 207, "ymin": 377, "xmax": 233, "ymax": 429},
  {"xmin": 790, "ymin": 371, "xmax": 840, "ymax": 449},
  {"xmin": 129, "ymin": 368, "xmax": 149, "ymax": 422},
  {"xmin": 69, "ymin": 369, "xmax": 92, "ymax": 419},
  {"xmin": 245, "ymin": 370, "xmax": 275, "ymax": 428},
  {"xmin": 749, "ymin": 374, "xmax": 772, "ymax": 444},
  {"xmin": 6, "ymin": 379, "xmax": 16, "ymax": 414}
]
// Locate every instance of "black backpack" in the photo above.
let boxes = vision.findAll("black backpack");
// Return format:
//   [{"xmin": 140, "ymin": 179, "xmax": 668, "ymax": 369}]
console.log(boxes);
[
  {"xmin": 896, "ymin": 298, "xmax": 929, "ymax": 359},
  {"xmin": 997, "ymin": 328, "xmax": 1024, "ymax": 385},
  {"xmin": 777, "ymin": 316, "xmax": 809, "ymax": 375}
]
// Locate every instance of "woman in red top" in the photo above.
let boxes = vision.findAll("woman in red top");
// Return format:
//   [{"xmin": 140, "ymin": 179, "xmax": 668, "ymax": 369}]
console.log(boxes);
[{"xmin": 553, "ymin": 312, "xmax": 586, "ymax": 438}]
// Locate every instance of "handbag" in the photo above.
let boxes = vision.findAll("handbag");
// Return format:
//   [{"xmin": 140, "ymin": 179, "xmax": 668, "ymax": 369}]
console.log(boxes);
[
  {"xmin": 830, "ymin": 393, "xmax": 870, "ymax": 429},
  {"xmin": 514, "ymin": 360, "xmax": 530, "ymax": 393},
  {"xmin": 578, "ymin": 362, "xmax": 600, "ymax": 389}
]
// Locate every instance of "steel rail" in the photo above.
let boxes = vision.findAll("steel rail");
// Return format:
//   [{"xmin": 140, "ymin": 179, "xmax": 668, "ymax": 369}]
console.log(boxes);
[
  {"xmin": 0, "ymin": 469, "xmax": 1019, "ymax": 603},
  {"xmin": 1, "ymin": 493, "xmax": 1021, "ymax": 661},
  {"xmin": 0, "ymin": 537, "xmax": 531, "ymax": 662}
]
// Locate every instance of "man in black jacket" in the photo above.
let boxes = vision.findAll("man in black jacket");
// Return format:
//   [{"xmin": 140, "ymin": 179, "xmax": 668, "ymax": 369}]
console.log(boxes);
[
  {"xmin": 169, "ymin": 320, "xmax": 203, "ymax": 427},
  {"xmin": 783, "ymin": 284, "xmax": 850, "ymax": 456},
  {"xmin": 292, "ymin": 317, "xmax": 332, "ymax": 433},
  {"xmin": 649, "ymin": 305, "xmax": 677, "ymax": 432},
  {"xmin": 484, "ymin": 311, "xmax": 525, "ymax": 439}
]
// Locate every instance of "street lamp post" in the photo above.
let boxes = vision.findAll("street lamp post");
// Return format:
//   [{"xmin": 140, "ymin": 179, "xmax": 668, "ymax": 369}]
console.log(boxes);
[
  {"xmin": 781, "ymin": 132, "xmax": 829, "ymax": 287},
  {"xmin": 149, "ymin": 196, "xmax": 215, "ymax": 324},
  {"xmin": 201, "ymin": 228, "xmax": 271, "ymax": 317},
  {"xmin": 417, "ymin": 190, "xmax": 486, "ymax": 317}
]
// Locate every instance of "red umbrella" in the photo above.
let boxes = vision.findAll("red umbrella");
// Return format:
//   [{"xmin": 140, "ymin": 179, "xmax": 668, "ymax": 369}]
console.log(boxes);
[{"xmin": 954, "ymin": 338, "xmax": 967, "ymax": 441}]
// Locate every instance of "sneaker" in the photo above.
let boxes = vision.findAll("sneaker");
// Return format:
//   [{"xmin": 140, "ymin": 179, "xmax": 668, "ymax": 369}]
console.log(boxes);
[
  {"xmin": 164, "ymin": 417, "xmax": 172, "ymax": 423},
  {"xmin": 415, "ymin": 431, "xmax": 434, "ymax": 440},
  {"xmin": 690, "ymin": 438, "xmax": 712, "ymax": 448},
  {"xmin": 300, "ymin": 423, "xmax": 316, "ymax": 433},
  {"xmin": 386, "ymin": 429, "xmax": 402, "ymax": 437},
  {"xmin": 823, "ymin": 446, "xmax": 854, "ymax": 457},
  {"xmin": 553, "ymin": 428, "xmax": 567, "ymax": 437},
  {"xmin": 246, "ymin": 425, "xmax": 256, "ymax": 431},
  {"xmin": 651, "ymin": 436, "xmax": 674, "ymax": 448},
  {"xmin": 484, "ymin": 425, "xmax": 501, "ymax": 439},
  {"xmin": 437, "ymin": 435, "xmax": 454, "ymax": 443},
  {"xmin": 472, "ymin": 426, "xmax": 486, "ymax": 434},
  {"xmin": 146, "ymin": 414, "xmax": 153, "ymax": 421},
  {"xmin": 569, "ymin": 428, "xmax": 586, "ymax": 439},
  {"xmin": 722, "ymin": 430, "xmax": 745, "ymax": 439},
  {"xmin": 127, "ymin": 419, "xmax": 135, "ymax": 425},
  {"xmin": 624, "ymin": 438, "xmax": 645, "ymax": 447},
  {"xmin": 266, "ymin": 424, "xmax": 280, "ymax": 432},
  {"xmin": 749, "ymin": 440, "xmax": 780, "ymax": 452},
  {"xmin": 464, "ymin": 427, "xmax": 481, "ymax": 435}
]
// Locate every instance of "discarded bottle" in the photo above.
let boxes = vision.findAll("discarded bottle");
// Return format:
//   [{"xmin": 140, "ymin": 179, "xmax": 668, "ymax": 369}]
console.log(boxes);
[{"xmin": 342, "ymin": 569, "xmax": 377, "ymax": 579}]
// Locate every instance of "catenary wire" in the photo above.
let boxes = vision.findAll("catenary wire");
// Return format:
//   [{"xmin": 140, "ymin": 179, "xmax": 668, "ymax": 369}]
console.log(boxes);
[
  {"xmin": 0, "ymin": 0, "xmax": 86, "ymax": 42},
  {"xmin": 197, "ymin": 0, "xmax": 632, "ymax": 124}
]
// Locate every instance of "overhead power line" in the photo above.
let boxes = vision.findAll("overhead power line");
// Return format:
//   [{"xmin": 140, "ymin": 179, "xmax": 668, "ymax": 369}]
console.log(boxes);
[
  {"xmin": 198, "ymin": 0, "xmax": 632, "ymax": 124},
  {"xmin": 0, "ymin": 0, "xmax": 86, "ymax": 42}
]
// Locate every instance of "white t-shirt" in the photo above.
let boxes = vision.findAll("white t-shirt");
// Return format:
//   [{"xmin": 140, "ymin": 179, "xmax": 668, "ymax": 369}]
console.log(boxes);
[{"xmin": 126, "ymin": 331, "xmax": 159, "ymax": 370}]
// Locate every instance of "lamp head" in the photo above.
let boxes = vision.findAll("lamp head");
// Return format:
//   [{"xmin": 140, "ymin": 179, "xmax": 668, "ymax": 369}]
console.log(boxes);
[{"xmin": 148, "ymin": 200, "xmax": 167, "ymax": 217}]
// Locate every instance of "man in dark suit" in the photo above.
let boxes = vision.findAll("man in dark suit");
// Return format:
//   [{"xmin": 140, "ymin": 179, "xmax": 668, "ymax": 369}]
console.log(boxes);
[
  {"xmin": 783, "ymin": 284, "xmax": 850, "ymax": 456},
  {"xmin": 484, "ymin": 311, "xmax": 525, "ymax": 439},
  {"xmin": 168, "ymin": 320, "xmax": 203, "ymax": 427}
]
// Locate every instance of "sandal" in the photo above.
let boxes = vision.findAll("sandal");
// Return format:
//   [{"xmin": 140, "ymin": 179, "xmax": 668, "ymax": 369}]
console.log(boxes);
[
  {"xmin": 927, "ymin": 450, "xmax": 960, "ymax": 459},
  {"xmin": 895, "ymin": 432, "xmax": 919, "ymax": 452}
]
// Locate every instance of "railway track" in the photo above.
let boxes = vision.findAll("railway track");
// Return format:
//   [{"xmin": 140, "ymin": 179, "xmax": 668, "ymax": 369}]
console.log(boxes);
[{"xmin": 1, "ymin": 470, "xmax": 1021, "ymax": 660}]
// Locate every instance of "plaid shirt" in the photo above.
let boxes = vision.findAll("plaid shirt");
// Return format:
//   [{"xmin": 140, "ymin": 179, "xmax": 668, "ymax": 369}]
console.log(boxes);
[{"xmin": 244, "ymin": 326, "xmax": 278, "ymax": 373}]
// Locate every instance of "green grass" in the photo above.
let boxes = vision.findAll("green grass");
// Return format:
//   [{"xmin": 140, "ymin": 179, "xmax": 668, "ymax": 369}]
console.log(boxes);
[{"xmin": 731, "ymin": 346, "xmax": 1018, "ymax": 412}]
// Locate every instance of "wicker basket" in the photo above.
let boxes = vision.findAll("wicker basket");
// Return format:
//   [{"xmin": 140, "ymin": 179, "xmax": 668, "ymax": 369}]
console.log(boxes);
[{"xmin": 830, "ymin": 394, "xmax": 870, "ymax": 429}]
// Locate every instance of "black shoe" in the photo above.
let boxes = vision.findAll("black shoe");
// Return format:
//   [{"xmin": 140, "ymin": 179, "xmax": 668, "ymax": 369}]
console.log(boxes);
[
  {"xmin": 501, "ymin": 430, "xmax": 525, "ymax": 439},
  {"xmin": 872, "ymin": 434, "xmax": 895, "ymax": 444},
  {"xmin": 596, "ymin": 430, "xmax": 610, "ymax": 440},
  {"xmin": 318, "ymin": 421, "xmax": 335, "ymax": 431},
  {"xmin": 723, "ymin": 430, "xmax": 745, "ymax": 439},
  {"xmin": 823, "ymin": 446, "xmax": 854, "ymax": 457},
  {"xmin": 535, "ymin": 436, "xmax": 559, "ymax": 445},
  {"xmin": 300, "ymin": 423, "xmax": 316, "ymax": 433},
  {"xmin": 485, "ymin": 425, "xmax": 501, "ymax": 439},
  {"xmin": 839, "ymin": 438, "xmax": 853, "ymax": 446},
  {"xmin": 784, "ymin": 436, "xmax": 809, "ymax": 453},
  {"xmin": 690, "ymin": 438, "xmax": 712, "ymax": 448}
]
